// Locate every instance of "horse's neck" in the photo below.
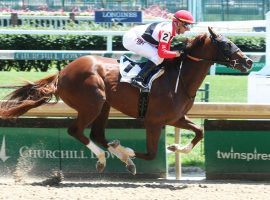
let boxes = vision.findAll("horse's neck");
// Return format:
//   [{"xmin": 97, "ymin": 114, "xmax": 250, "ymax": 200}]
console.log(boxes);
[{"xmin": 179, "ymin": 61, "xmax": 211, "ymax": 97}]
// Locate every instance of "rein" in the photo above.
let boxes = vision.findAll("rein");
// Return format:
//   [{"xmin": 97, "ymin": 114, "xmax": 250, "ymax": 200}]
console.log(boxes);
[
  {"xmin": 187, "ymin": 54, "xmax": 231, "ymax": 66},
  {"xmin": 174, "ymin": 61, "xmax": 195, "ymax": 101}
]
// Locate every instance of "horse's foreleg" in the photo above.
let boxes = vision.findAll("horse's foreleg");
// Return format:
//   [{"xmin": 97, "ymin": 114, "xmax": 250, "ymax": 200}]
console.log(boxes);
[
  {"xmin": 168, "ymin": 115, "xmax": 203, "ymax": 154},
  {"xmin": 90, "ymin": 102, "xmax": 136, "ymax": 174},
  {"xmin": 134, "ymin": 125, "xmax": 162, "ymax": 160}
]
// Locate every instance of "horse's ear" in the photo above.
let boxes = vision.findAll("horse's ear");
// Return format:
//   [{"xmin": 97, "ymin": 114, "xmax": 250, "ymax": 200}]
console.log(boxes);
[{"xmin": 208, "ymin": 27, "xmax": 218, "ymax": 39}]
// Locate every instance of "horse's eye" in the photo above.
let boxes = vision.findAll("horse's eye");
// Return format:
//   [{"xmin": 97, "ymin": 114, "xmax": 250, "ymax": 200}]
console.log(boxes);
[{"xmin": 224, "ymin": 43, "xmax": 231, "ymax": 51}]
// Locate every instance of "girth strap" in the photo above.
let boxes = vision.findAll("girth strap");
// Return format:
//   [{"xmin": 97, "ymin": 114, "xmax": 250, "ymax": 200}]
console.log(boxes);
[{"xmin": 138, "ymin": 91, "xmax": 149, "ymax": 119}]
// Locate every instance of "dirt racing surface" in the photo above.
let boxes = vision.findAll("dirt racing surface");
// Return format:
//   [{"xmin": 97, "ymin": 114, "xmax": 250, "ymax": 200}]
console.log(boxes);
[{"xmin": 0, "ymin": 176, "xmax": 270, "ymax": 200}]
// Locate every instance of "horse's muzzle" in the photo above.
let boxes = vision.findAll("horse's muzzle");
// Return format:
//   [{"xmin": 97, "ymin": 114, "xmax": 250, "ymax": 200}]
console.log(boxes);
[
  {"xmin": 235, "ymin": 51, "xmax": 253, "ymax": 72},
  {"xmin": 238, "ymin": 57, "xmax": 253, "ymax": 73}
]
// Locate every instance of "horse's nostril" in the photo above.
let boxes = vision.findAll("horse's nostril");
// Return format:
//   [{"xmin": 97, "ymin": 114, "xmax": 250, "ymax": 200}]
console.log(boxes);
[{"xmin": 246, "ymin": 59, "xmax": 253, "ymax": 67}]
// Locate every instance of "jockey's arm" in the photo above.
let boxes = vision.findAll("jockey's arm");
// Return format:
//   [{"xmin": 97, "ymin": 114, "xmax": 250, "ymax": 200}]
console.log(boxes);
[{"xmin": 157, "ymin": 31, "xmax": 180, "ymax": 58}]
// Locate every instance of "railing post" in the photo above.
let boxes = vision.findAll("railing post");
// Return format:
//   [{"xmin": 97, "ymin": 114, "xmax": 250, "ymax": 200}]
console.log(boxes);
[
  {"xmin": 107, "ymin": 35, "xmax": 113, "ymax": 51},
  {"xmin": 204, "ymin": 82, "xmax": 210, "ymax": 102},
  {"xmin": 174, "ymin": 127, "xmax": 181, "ymax": 180},
  {"xmin": 10, "ymin": 13, "xmax": 18, "ymax": 26}
]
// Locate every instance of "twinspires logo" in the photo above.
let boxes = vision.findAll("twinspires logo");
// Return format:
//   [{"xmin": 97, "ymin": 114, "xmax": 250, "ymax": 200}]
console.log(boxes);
[{"xmin": 217, "ymin": 147, "xmax": 270, "ymax": 162}]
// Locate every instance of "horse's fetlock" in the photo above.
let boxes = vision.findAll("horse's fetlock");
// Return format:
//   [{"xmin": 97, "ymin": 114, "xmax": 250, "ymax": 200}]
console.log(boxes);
[
  {"xmin": 147, "ymin": 152, "xmax": 157, "ymax": 160},
  {"xmin": 196, "ymin": 128, "xmax": 204, "ymax": 139}
]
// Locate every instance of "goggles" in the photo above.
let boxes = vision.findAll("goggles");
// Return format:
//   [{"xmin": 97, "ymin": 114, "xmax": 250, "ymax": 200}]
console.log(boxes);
[
  {"xmin": 182, "ymin": 22, "xmax": 191, "ymax": 29},
  {"xmin": 174, "ymin": 20, "xmax": 191, "ymax": 29}
]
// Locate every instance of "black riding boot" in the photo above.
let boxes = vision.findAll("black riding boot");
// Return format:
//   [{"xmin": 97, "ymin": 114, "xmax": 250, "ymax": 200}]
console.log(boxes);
[{"xmin": 131, "ymin": 60, "xmax": 156, "ymax": 90}]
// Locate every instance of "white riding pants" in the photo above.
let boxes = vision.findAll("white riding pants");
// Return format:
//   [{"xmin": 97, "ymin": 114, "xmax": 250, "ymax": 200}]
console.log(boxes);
[{"xmin": 122, "ymin": 29, "xmax": 164, "ymax": 65}]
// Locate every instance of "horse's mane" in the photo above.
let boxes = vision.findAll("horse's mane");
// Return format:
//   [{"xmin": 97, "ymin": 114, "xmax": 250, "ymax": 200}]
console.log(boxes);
[{"xmin": 185, "ymin": 33, "xmax": 208, "ymax": 51}]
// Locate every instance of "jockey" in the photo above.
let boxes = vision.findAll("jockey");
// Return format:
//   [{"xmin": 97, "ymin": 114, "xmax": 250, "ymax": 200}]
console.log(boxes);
[{"xmin": 122, "ymin": 10, "xmax": 195, "ymax": 90}]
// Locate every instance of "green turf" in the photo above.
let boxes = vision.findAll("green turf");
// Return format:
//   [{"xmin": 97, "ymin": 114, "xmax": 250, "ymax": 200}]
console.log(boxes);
[
  {"xmin": 0, "ymin": 71, "xmax": 55, "ymax": 85},
  {"xmin": 202, "ymin": 75, "xmax": 247, "ymax": 102}
]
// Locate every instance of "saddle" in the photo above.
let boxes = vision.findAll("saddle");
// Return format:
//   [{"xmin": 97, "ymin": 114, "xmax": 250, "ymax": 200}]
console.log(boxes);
[{"xmin": 119, "ymin": 55, "xmax": 164, "ymax": 89}]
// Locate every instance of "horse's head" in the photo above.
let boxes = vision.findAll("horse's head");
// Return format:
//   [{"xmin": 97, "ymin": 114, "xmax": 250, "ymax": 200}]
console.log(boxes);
[{"xmin": 207, "ymin": 27, "xmax": 253, "ymax": 72}]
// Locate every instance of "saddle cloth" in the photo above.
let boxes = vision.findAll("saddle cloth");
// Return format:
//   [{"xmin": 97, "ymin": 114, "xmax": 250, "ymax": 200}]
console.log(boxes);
[{"xmin": 119, "ymin": 55, "xmax": 164, "ymax": 90}]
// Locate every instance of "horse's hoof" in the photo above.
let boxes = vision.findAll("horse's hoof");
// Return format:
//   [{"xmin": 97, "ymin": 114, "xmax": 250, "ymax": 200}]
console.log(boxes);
[
  {"xmin": 126, "ymin": 158, "xmax": 136, "ymax": 175},
  {"xmin": 108, "ymin": 140, "xmax": 120, "ymax": 148},
  {"xmin": 126, "ymin": 164, "xmax": 136, "ymax": 175},
  {"xmin": 167, "ymin": 144, "xmax": 179, "ymax": 152},
  {"xmin": 96, "ymin": 161, "xmax": 106, "ymax": 173}
]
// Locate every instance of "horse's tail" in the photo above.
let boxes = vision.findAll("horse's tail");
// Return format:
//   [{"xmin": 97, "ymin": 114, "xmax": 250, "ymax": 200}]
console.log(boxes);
[{"xmin": 0, "ymin": 73, "xmax": 60, "ymax": 119}]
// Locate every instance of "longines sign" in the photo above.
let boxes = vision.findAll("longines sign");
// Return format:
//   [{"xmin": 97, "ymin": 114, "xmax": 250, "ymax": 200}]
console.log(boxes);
[{"xmin": 95, "ymin": 11, "xmax": 142, "ymax": 23}]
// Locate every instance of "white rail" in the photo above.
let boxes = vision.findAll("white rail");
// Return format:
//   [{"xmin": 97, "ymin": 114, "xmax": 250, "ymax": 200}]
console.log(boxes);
[{"xmin": 0, "ymin": 50, "xmax": 130, "ymax": 60}]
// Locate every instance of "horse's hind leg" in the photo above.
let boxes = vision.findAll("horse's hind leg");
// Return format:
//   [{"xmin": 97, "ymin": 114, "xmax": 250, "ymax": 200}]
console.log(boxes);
[
  {"xmin": 90, "ymin": 101, "xmax": 110, "ymax": 147},
  {"xmin": 167, "ymin": 115, "xmax": 203, "ymax": 154},
  {"xmin": 68, "ymin": 109, "xmax": 106, "ymax": 172},
  {"xmin": 90, "ymin": 102, "xmax": 136, "ymax": 175},
  {"xmin": 107, "ymin": 140, "xmax": 137, "ymax": 175}
]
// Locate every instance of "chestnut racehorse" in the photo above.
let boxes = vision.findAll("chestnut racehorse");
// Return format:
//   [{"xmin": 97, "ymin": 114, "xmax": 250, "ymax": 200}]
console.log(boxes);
[{"xmin": 0, "ymin": 27, "xmax": 252, "ymax": 175}]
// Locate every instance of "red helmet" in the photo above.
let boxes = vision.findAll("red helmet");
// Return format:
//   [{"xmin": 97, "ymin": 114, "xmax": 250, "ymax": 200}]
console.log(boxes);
[{"xmin": 173, "ymin": 10, "xmax": 195, "ymax": 24}]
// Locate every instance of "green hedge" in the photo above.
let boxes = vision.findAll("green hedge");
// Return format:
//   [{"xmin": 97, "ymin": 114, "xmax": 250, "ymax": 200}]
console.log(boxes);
[{"xmin": 0, "ymin": 34, "xmax": 265, "ymax": 71}]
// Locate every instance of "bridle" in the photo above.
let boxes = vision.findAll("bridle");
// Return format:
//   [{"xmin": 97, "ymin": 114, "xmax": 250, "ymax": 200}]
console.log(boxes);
[
  {"xmin": 185, "ymin": 34, "xmax": 241, "ymax": 69},
  {"xmin": 175, "ymin": 34, "xmax": 241, "ymax": 99}
]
